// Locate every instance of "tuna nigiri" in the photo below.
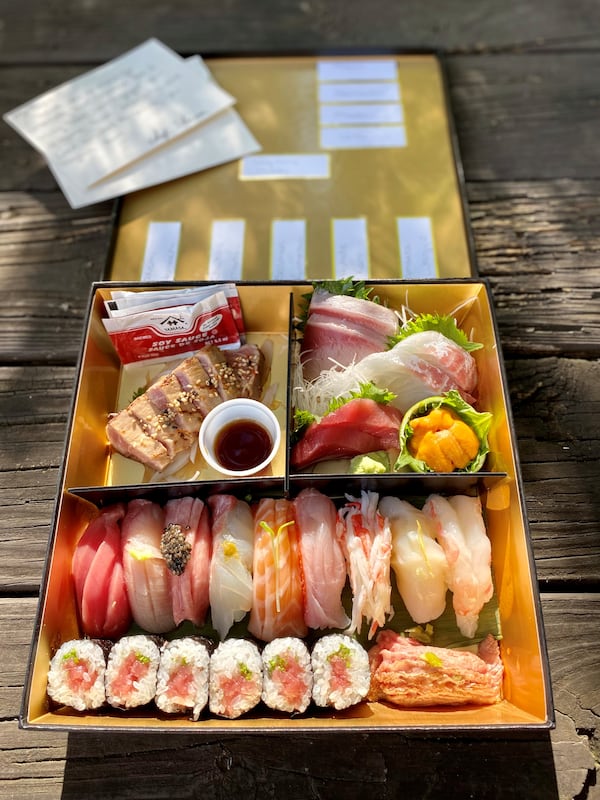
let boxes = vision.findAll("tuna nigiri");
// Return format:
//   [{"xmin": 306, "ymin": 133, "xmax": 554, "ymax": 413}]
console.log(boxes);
[
  {"xmin": 72, "ymin": 503, "xmax": 131, "ymax": 639},
  {"xmin": 294, "ymin": 488, "xmax": 349, "ymax": 630},
  {"xmin": 162, "ymin": 497, "xmax": 211, "ymax": 627},
  {"xmin": 207, "ymin": 494, "xmax": 254, "ymax": 640},
  {"xmin": 378, "ymin": 496, "xmax": 448, "ymax": 625},
  {"xmin": 121, "ymin": 499, "xmax": 175, "ymax": 634},
  {"xmin": 336, "ymin": 491, "xmax": 393, "ymax": 639},
  {"xmin": 422, "ymin": 494, "xmax": 493, "ymax": 638},
  {"xmin": 248, "ymin": 498, "xmax": 307, "ymax": 642}
]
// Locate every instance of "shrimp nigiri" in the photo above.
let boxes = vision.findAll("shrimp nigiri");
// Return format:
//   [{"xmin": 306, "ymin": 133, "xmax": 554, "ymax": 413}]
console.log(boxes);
[
  {"xmin": 379, "ymin": 496, "xmax": 448, "ymax": 625},
  {"xmin": 162, "ymin": 497, "xmax": 211, "ymax": 627},
  {"xmin": 294, "ymin": 488, "xmax": 349, "ymax": 630},
  {"xmin": 207, "ymin": 494, "xmax": 254, "ymax": 640},
  {"xmin": 337, "ymin": 491, "xmax": 393, "ymax": 639},
  {"xmin": 422, "ymin": 494, "xmax": 493, "ymax": 638},
  {"xmin": 248, "ymin": 498, "xmax": 307, "ymax": 642},
  {"xmin": 121, "ymin": 499, "xmax": 175, "ymax": 633}
]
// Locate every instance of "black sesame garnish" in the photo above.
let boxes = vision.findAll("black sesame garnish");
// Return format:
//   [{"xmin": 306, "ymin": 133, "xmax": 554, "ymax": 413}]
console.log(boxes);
[{"xmin": 161, "ymin": 523, "xmax": 191, "ymax": 575}]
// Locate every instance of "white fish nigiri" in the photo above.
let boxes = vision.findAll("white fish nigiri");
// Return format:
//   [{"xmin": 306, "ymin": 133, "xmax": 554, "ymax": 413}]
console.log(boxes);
[
  {"xmin": 121, "ymin": 499, "xmax": 175, "ymax": 633},
  {"xmin": 422, "ymin": 494, "xmax": 493, "ymax": 638},
  {"xmin": 337, "ymin": 491, "xmax": 393, "ymax": 639},
  {"xmin": 207, "ymin": 495, "xmax": 254, "ymax": 640},
  {"xmin": 379, "ymin": 496, "xmax": 448, "ymax": 624},
  {"xmin": 294, "ymin": 488, "xmax": 349, "ymax": 630},
  {"xmin": 163, "ymin": 497, "xmax": 211, "ymax": 627}
]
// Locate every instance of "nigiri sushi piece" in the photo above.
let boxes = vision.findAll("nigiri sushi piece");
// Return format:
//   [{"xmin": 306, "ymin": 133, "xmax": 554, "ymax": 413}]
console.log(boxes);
[
  {"xmin": 248, "ymin": 498, "xmax": 307, "ymax": 642},
  {"xmin": 121, "ymin": 499, "xmax": 175, "ymax": 634},
  {"xmin": 336, "ymin": 491, "xmax": 393, "ymax": 639},
  {"xmin": 379, "ymin": 496, "xmax": 449, "ymax": 624},
  {"xmin": 294, "ymin": 488, "xmax": 349, "ymax": 630},
  {"xmin": 368, "ymin": 629, "xmax": 503, "ymax": 706},
  {"xmin": 162, "ymin": 497, "xmax": 212, "ymax": 627},
  {"xmin": 422, "ymin": 494, "xmax": 493, "ymax": 638},
  {"xmin": 71, "ymin": 503, "xmax": 132, "ymax": 638},
  {"xmin": 207, "ymin": 494, "xmax": 254, "ymax": 640}
]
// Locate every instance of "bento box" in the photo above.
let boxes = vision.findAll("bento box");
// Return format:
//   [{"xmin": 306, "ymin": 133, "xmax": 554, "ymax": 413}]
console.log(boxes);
[{"xmin": 21, "ymin": 279, "xmax": 553, "ymax": 732}]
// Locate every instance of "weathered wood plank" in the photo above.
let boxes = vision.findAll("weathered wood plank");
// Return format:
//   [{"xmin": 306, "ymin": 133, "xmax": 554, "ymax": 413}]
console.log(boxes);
[
  {"xmin": 2, "ymin": 594, "xmax": 598, "ymax": 799},
  {"xmin": 1, "ymin": 0, "xmax": 600, "ymax": 65}
]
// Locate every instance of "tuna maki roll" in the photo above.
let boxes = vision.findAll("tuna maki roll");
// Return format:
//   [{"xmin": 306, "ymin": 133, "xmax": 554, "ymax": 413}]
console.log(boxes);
[
  {"xmin": 209, "ymin": 638, "xmax": 262, "ymax": 719},
  {"xmin": 261, "ymin": 637, "xmax": 313, "ymax": 714},
  {"xmin": 47, "ymin": 639, "xmax": 107, "ymax": 711},
  {"xmin": 105, "ymin": 635, "xmax": 161, "ymax": 709},
  {"xmin": 155, "ymin": 637, "xmax": 210, "ymax": 720},
  {"xmin": 311, "ymin": 634, "xmax": 370, "ymax": 710}
]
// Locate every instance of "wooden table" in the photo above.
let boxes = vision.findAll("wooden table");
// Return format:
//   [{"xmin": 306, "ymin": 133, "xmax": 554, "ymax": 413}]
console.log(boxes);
[{"xmin": 1, "ymin": 2, "xmax": 599, "ymax": 798}]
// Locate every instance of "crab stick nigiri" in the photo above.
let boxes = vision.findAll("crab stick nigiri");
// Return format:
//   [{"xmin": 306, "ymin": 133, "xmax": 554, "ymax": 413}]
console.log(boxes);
[{"xmin": 248, "ymin": 498, "xmax": 307, "ymax": 642}]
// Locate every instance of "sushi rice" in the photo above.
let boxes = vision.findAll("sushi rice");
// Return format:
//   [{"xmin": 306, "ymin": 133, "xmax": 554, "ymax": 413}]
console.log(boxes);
[
  {"xmin": 261, "ymin": 637, "xmax": 312, "ymax": 714},
  {"xmin": 105, "ymin": 635, "xmax": 161, "ymax": 709},
  {"xmin": 47, "ymin": 639, "xmax": 107, "ymax": 711},
  {"xmin": 155, "ymin": 637, "xmax": 210, "ymax": 720},
  {"xmin": 209, "ymin": 638, "xmax": 263, "ymax": 719},
  {"xmin": 311, "ymin": 634, "xmax": 371, "ymax": 710}
]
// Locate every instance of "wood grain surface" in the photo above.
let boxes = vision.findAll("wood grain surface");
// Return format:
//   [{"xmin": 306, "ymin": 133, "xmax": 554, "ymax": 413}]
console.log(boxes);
[{"xmin": 0, "ymin": 2, "xmax": 599, "ymax": 798}]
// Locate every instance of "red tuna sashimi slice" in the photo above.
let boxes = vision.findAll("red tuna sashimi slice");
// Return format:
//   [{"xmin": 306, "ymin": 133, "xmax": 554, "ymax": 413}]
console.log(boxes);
[
  {"xmin": 121, "ymin": 499, "xmax": 175, "ymax": 633},
  {"xmin": 294, "ymin": 488, "xmax": 349, "ymax": 630},
  {"xmin": 72, "ymin": 503, "xmax": 131, "ymax": 638},
  {"xmin": 291, "ymin": 398, "xmax": 403, "ymax": 471},
  {"xmin": 368, "ymin": 629, "xmax": 503, "ymax": 706},
  {"xmin": 248, "ymin": 498, "xmax": 307, "ymax": 642},
  {"xmin": 163, "ymin": 497, "xmax": 211, "ymax": 627}
]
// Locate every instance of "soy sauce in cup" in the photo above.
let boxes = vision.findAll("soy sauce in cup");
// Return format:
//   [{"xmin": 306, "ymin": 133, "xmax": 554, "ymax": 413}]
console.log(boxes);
[{"xmin": 215, "ymin": 418, "xmax": 272, "ymax": 472}]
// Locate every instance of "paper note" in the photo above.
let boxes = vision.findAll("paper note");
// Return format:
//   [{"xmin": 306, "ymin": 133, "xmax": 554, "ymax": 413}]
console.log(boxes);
[
  {"xmin": 397, "ymin": 217, "xmax": 437, "ymax": 279},
  {"xmin": 318, "ymin": 60, "xmax": 397, "ymax": 82},
  {"xmin": 271, "ymin": 220, "xmax": 306, "ymax": 279},
  {"xmin": 140, "ymin": 222, "xmax": 181, "ymax": 281},
  {"xmin": 318, "ymin": 82, "xmax": 400, "ymax": 103},
  {"xmin": 208, "ymin": 220, "xmax": 246, "ymax": 280},
  {"xmin": 240, "ymin": 154, "xmax": 330, "ymax": 180},
  {"xmin": 320, "ymin": 103, "xmax": 403, "ymax": 125},
  {"xmin": 321, "ymin": 125, "xmax": 406, "ymax": 149},
  {"xmin": 333, "ymin": 219, "xmax": 370, "ymax": 279}
]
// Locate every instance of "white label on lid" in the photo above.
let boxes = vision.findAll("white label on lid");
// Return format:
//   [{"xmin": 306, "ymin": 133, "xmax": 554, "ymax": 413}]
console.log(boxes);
[
  {"xmin": 320, "ymin": 103, "xmax": 403, "ymax": 126},
  {"xmin": 318, "ymin": 82, "xmax": 400, "ymax": 103},
  {"xmin": 140, "ymin": 221, "xmax": 181, "ymax": 281},
  {"xmin": 321, "ymin": 125, "xmax": 406, "ymax": 149},
  {"xmin": 397, "ymin": 217, "xmax": 438, "ymax": 279},
  {"xmin": 317, "ymin": 60, "xmax": 397, "ymax": 82},
  {"xmin": 333, "ymin": 218, "xmax": 369, "ymax": 279},
  {"xmin": 240, "ymin": 153, "xmax": 330, "ymax": 180},
  {"xmin": 271, "ymin": 220, "xmax": 306, "ymax": 279},
  {"xmin": 207, "ymin": 220, "xmax": 246, "ymax": 280}
]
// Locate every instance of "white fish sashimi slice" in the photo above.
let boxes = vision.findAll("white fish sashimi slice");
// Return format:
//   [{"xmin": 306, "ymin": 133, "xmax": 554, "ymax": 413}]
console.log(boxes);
[
  {"xmin": 121, "ymin": 499, "xmax": 175, "ymax": 634},
  {"xmin": 422, "ymin": 494, "xmax": 493, "ymax": 638},
  {"xmin": 395, "ymin": 331, "xmax": 478, "ymax": 394},
  {"xmin": 294, "ymin": 488, "xmax": 349, "ymax": 630},
  {"xmin": 208, "ymin": 495, "xmax": 254, "ymax": 640},
  {"xmin": 379, "ymin": 496, "xmax": 449, "ymax": 624}
]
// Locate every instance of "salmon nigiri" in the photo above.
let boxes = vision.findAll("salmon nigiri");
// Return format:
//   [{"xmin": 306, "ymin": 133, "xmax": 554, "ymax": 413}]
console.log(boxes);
[
  {"xmin": 248, "ymin": 498, "xmax": 307, "ymax": 642},
  {"xmin": 162, "ymin": 497, "xmax": 212, "ymax": 627}
]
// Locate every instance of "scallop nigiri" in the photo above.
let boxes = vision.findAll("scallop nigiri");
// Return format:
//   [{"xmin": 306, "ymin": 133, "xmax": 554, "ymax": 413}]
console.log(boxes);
[
  {"xmin": 336, "ymin": 491, "xmax": 393, "ymax": 639},
  {"xmin": 294, "ymin": 488, "xmax": 349, "ymax": 630},
  {"xmin": 207, "ymin": 494, "xmax": 254, "ymax": 640},
  {"xmin": 162, "ymin": 497, "xmax": 211, "ymax": 627},
  {"xmin": 248, "ymin": 498, "xmax": 307, "ymax": 642},
  {"xmin": 121, "ymin": 499, "xmax": 175, "ymax": 634},
  {"xmin": 422, "ymin": 493, "xmax": 493, "ymax": 638},
  {"xmin": 378, "ymin": 496, "xmax": 448, "ymax": 624}
]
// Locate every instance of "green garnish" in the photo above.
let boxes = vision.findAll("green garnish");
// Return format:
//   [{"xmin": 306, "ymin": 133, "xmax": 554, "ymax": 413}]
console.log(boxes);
[
  {"xmin": 327, "ymin": 382, "xmax": 396, "ymax": 413},
  {"xmin": 130, "ymin": 385, "xmax": 146, "ymax": 402},
  {"xmin": 422, "ymin": 651, "xmax": 443, "ymax": 668},
  {"xmin": 61, "ymin": 649, "xmax": 79, "ymax": 664},
  {"xmin": 388, "ymin": 313, "xmax": 483, "ymax": 352},
  {"xmin": 404, "ymin": 624, "xmax": 434, "ymax": 644},
  {"xmin": 136, "ymin": 653, "xmax": 151, "ymax": 665},
  {"xmin": 267, "ymin": 655, "xmax": 287, "ymax": 675},
  {"xmin": 328, "ymin": 642, "xmax": 352, "ymax": 666},
  {"xmin": 239, "ymin": 662, "xmax": 253, "ymax": 680},
  {"xmin": 291, "ymin": 408, "xmax": 317, "ymax": 444},
  {"xmin": 259, "ymin": 519, "xmax": 295, "ymax": 613}
]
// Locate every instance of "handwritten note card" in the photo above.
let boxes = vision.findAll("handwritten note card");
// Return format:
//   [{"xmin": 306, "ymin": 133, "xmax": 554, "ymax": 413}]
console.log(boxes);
[{"xmin": 3, "ymin": 39, "xmax": 261, "ymax": 208}]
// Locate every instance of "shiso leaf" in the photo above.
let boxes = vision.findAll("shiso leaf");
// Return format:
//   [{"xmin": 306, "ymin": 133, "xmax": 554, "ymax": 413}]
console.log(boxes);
[
  {"xmin": 394, "ymin": 390, "xmax": 493, "ymax": 474},
  {"xmin": 388, "ymin": 313, "xmax": 483, "ymax": 352},
  {"xmin": 291, "ymin": 408, "xmax": 317, "ymax": 444},
  {"xmin": 326, "ymin": 381, "xmax": 396, "ymax": 413}
]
